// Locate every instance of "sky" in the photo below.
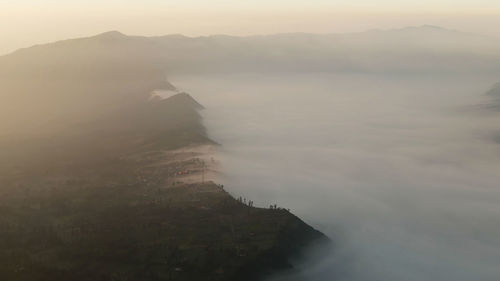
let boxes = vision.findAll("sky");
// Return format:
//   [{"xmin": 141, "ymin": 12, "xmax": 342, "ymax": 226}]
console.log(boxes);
[{"xmin": 1, "ymin": 0, "xmax": 500, "ymax": 55}]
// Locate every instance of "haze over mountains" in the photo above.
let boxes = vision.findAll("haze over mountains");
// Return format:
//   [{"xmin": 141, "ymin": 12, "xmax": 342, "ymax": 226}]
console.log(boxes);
[
  {"xmin": 0, "ymin": 23, "xmax": 335, "ymax": 280},
  {"xmin": 1, "ymin": 25, "xmax": 499, "ymax": 139},
  {"xmin": 1, "ymin": 25, "xmax": 500, "ymax": 281},
  {"xmin": 3, "ymin": 25, "xmax": 500, "ymax": 76}
]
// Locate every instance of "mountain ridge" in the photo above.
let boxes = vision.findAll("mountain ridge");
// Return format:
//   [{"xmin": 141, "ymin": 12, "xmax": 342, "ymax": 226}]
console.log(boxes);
[
  {"xmin": 1, "ymin": 25, "xmax": 496, "ymax": 59},
  {"xmin": 0, "ymin": 89, "xmax": 329, "ymax": 281},
  {"xmin": 3, "ymin": 24, "xmax": 498, "ymax": 79}
]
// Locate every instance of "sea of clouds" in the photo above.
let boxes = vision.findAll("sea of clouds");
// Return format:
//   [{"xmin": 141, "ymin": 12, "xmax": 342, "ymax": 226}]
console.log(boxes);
[{"xmin": 172, "ymin": 73, "xmax": 500, "ymax": 281}]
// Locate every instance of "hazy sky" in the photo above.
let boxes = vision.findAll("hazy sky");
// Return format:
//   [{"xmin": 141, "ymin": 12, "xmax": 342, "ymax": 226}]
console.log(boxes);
[{"xmin": 1, "ymin": 0, "xmax": 500, "ymax": 55}]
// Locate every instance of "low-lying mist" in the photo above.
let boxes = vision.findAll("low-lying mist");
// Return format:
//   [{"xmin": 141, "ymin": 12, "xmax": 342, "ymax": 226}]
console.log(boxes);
[{"xmin": 171, "ymin": 73, "xmax": 500, "ymax": 281}]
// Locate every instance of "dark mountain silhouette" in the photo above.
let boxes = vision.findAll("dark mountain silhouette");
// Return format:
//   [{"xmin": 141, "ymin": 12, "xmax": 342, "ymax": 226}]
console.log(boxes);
[
  {"xmin": 486, "ymin": 82, "xmax": 500, "ymax": 98},
  {"xmin": 481, "ymin": 82, "xmax": 500, "ymax": 114},
  {"xmin": 161, "ymin": 92, "xmax": 205, "ymax": 110}
]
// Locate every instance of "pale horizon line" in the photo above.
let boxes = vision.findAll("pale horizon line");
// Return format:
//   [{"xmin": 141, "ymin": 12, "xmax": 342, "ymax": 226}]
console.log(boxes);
[{"xmin": 4, "ymin": 24, "xmax": 497, "ymax": 57}]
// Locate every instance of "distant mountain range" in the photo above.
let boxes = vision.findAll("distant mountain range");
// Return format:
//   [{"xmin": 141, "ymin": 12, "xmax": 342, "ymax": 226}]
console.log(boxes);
[
  {"xmin": 483, "ymin": 82, "xmax": 500, "ymax": 114},
  {"xmin": 3, "ymin": 25, "xmax": 500, "ymax": 76},
  {"xmin": 486, "ymin": 83, "xmax": 500, "ymax": 98},
  {"xmin": 1, "ymin": 25, "xmax": 500, "ymax": 137}
]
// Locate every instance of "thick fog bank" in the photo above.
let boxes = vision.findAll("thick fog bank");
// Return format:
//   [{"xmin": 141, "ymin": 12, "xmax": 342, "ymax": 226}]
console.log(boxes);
[{"xmin": 171, "ymin": 73, "xmax": 500, "ymax": 281}]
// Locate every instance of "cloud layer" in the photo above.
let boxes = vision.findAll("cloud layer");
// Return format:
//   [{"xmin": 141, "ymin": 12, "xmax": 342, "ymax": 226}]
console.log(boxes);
[{"xmin": 172, "ymin": 73, "xmax": 500, "ymax": 281}]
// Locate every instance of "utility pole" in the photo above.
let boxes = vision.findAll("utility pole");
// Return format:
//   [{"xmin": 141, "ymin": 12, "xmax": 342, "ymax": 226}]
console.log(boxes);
[{"xmin": 201, "ymin": 163, "xmax": 205, "ymax": 183}]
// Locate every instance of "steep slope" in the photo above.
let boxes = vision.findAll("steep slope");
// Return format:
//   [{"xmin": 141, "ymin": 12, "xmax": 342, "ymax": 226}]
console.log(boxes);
[
  {"xmin": 0, "ymin": 92, "xmax": 211, "ymax": 181},
  {"xmin": 0, "ymin": 31, "xmax": 174, "ymax": 137},
  {"xmin": 486, "ymin": 82, "xmax": 500, "ymax": 99},
  {"xmin": 0, "ymin": 92, "xmax": 328, "ymax": 281},
  {"xmin": 0, "ymin": 180, "xmax": 328, "ymax": 281}
]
